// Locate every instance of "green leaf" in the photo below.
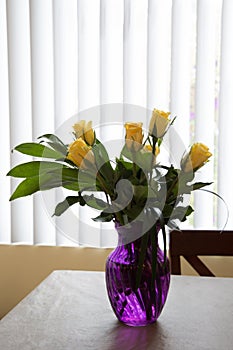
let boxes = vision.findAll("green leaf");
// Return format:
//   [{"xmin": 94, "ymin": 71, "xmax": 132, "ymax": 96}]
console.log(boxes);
[
  {"xmin": 9, "ymin": 173, "xmax": 61, "ymax": 200},
  {"xmin": 92, "ymin": 141, "xmax": 114, "ymax": 182},
  {"xmin": 41, "ymin": 166, "xmax": 80, "ymax": 189},
  {"xmin": 121, "ymin": 205, "xmax": 144, "ymax": 221},
  {"xmin": 120, "ymin": 144, "xmax": 133, "ymax": 162},
  {"xmin": 54, "ymin": 167, "xmax": 79, "ymax": 182},
  {"xmin": 192, "ymin": 182, "xmax": 213, "ymax": 191},
  {"xmin": 95, "ymin": 139, "xmax": 111, "ymax": 162},
  {"xmin": 133, "ymin": 185, "xmax": 158, "ymax": 202},
  {"xmin": 14, "ymin": 143, "xmax": 65, "ymax": 159},
  {"xmin": 121, "ymin": 145, "xmax": 157, "ymax": 172},
  {"xmin": 9, "ymin": 167, "xmax": 80, "ymax": 200},
  {"xmin": 46, "ymin": 142, "xmax": 67, "ymax": 156},
  {"xmin": 92, "ymin": 212, "xmax": 113, "ymax": 222},
  {"xmin": 185, "ymin": 205, "xmax": 194, "ymax": 216},
  {"xmin": 7, "ymin": 161, "xmax": 70, "ymax": 178},
  {"xmin": 38, "ymin": 134, "xmax": 68, "ymax": 156},
  {"xmin": 116, "ymin": 158, "xmax": 133, "ymax": 170},
  {"xmin": 38, "ymin": 133, "xmax": 66, "ymax": 145},
  {"xmin": 167, "ymin": 220, "xmax": 180, "ymax": 231},
  {"xmin": 170, "ymin": 115, "xmax": 177, "ymax": 127},
  {"xmin": 10, "ymin": 177, "xmax": 40, "ymax": 200},
  {"xmin": 171, "ymin": 205, "xmax": 194, "ymax": 222},
  {"xmin": 162, "ymin": 204, "xmax": 174, "ymax": 219},
  {"xmin": 77, "ymin": 169, "xmax": 102, "ymax": 192},
  {"xmin": 53, "ymin": 192, "xmax": 109, "ymax": 217},
  {"xmin": 62, "ymin": 182, "xmax": 80, "ymax": 191},
  {"xmin": 53, "ymin": 196, "xmax": 81, "ymax": 216},
  {"xmin": 115, "ymin": 158, "xmax": 133, "ymax": 180},
  {"xmin": 82, "ymin": 194, "xmax": 108, "ymax": 210},
  {"xmin": 164, "ymin": 166, "xmax": 179, "ymax": 183},
  {"xmin": 137, "ymin": 152, "xmax": 154, "ymax": 172}
]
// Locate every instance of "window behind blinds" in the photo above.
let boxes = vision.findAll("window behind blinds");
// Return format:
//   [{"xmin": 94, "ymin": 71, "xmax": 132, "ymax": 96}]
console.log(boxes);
[{"xmin": 0, "ymin": 0, "xmax": 231, "ymax": 247}]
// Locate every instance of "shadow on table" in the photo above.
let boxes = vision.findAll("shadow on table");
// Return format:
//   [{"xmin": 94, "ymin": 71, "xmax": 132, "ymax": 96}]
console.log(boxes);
[{"xmin": 106, "ymin": 321, "xmax": 167, "ymax": 350}]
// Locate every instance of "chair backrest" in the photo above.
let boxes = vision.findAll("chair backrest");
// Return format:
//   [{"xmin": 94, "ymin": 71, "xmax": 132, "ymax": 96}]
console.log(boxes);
[{"xmin": 169, "ymin": 230, "xmax": 233, "ymax": 276}]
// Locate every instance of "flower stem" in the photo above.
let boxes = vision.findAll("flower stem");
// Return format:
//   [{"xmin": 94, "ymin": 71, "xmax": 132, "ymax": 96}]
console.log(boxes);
[
  {"xmin": 96, "ymin": 173, "xmax": 111, "ymax": 197},
  {"xmin": 132, "ymin": 152, "xmax": 137, "ymax": 178},
  {"xmin": 166, "ymin": 176, "xmax": 178, "ymax": 201},
  {"xmin": 149, "ymin": 136, "xmax": 158, "ymax": 184}
]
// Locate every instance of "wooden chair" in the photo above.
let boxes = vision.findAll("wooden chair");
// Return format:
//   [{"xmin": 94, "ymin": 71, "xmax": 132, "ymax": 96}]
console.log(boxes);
[{"xmin": 169, "ymin": 230, "xmax": 233, "ymax": 276}]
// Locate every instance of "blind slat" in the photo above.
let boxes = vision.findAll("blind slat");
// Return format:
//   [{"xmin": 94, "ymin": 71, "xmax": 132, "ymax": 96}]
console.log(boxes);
[
  {"xmin": 100, "ymin": 0, "xmax": 123, "ymax": 105},
  {"xmin": 77, "ymin": 0, "xmax": 100, "ymax": 112},
  {"xmin": 194, "ymin": 0, "xmax": 221, "ymax": 228},
  {"xmin": 7, "ymin": 0, "xmax": 33, "ymax": 243},
  {"xmin": 53, "ymin": 0, "xmax": 79, "ymax": 246},
  {"xmin": 123, "ymin": 0, "xmax": 148, "ymax": 109},
  {"xmin": 147, "ymin": 0, "xmax": 172, "ymax": 111},
  {"xmin": 77, "ymin": 0, "xmax": 101, "ymax": 246},
  {"xmin": 0, "ymin": 0, "xmax": 11, "ymax": 243},
  {"xmin": 170, "ymin": 0, "xmax": 195, "ymax": 158},
  {"xmin": 99, "ymin": 0, "xmax": 124, "ymax": 247},
  {"xmin": 30, "ymin": 0, "xmax": 56, "ymax": 245},
  {"xmin": 218, "ymin": 0, "xmax": 233, "ymax": 228}
]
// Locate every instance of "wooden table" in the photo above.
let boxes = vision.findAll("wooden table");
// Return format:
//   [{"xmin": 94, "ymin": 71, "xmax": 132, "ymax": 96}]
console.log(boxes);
[{"xmin": 0, "ymin": 271, "xmax": 233, "ymax": 349}]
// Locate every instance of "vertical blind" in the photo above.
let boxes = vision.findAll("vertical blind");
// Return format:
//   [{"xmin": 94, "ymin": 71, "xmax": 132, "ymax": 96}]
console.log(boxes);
[{"xmin": 0, "ymin": 0, "xmax": 232, "ymax": 247}]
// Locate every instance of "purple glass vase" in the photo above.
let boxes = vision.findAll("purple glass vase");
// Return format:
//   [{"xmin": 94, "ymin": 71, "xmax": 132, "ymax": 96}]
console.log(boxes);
[{"xmin": 105, "ymin": 222, "xmax": 170, "ymax": 327}]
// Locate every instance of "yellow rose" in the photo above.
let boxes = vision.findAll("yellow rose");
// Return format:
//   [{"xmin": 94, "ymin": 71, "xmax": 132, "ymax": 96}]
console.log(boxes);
[
  {"xmin": 181, "ymin": 143, "xmax": 212, "ymax": 172},
  {"xmin": 149, "ymin": 109, "xmax": 171, "ymax": 138},
  {"xmin": 67, "ymin": 138, "xmax": 95, "ymax": 169},
  {"xmin": 124, "ymin": 122, "xmax": 143, "ymax": 151},
  {"xmin": 73, "ymin": 120, "xmax": 95, "ymax": 146},
  {"xmin": 144, "ymin": 144, "xmax": 160, "ymax": 157},
  {"xmin": 73, "ymin": 120, "xmax": 85, "ymax": 139}
]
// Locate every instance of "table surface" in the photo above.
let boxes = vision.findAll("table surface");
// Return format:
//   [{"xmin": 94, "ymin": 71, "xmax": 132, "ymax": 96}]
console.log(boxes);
[{"xmin": 0, "ymin": 271, "xmax": 233, "ymax": 350}]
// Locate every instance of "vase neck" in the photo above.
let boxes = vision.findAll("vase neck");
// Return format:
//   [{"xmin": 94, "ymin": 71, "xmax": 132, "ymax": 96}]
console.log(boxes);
[{"xmin": 115, "ymin": 221, "xmax": 160, "ymax": 247}]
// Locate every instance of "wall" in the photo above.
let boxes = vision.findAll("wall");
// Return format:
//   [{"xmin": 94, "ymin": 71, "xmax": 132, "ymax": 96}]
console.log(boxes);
[
  {"xmin": 1, "ymin": 245, "xmax": 233, "ymax": 319},
  {"xmin": 181, "ymin": 256, "xmax": 233, "ymax": 277},
  {"xmin": 0, "ymin": 245, "xmax": 112, "ymax": 319}
]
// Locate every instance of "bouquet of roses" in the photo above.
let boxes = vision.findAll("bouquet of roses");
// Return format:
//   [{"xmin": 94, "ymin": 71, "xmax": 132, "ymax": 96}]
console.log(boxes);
[{"xmin": 8, "ymin": 108, "xmax": 212, "ymax": 249}]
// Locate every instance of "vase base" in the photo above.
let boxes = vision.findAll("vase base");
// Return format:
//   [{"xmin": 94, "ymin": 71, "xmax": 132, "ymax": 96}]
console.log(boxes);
[{"xmin": 118, "ymin": 318, "xmax": 158, "ymax": 327}]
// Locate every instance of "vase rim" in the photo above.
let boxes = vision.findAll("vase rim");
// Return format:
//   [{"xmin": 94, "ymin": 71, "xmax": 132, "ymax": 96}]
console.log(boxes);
[{"xmin": 114, "ymin": 220, "xmax": 161, "ymax": 246}]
